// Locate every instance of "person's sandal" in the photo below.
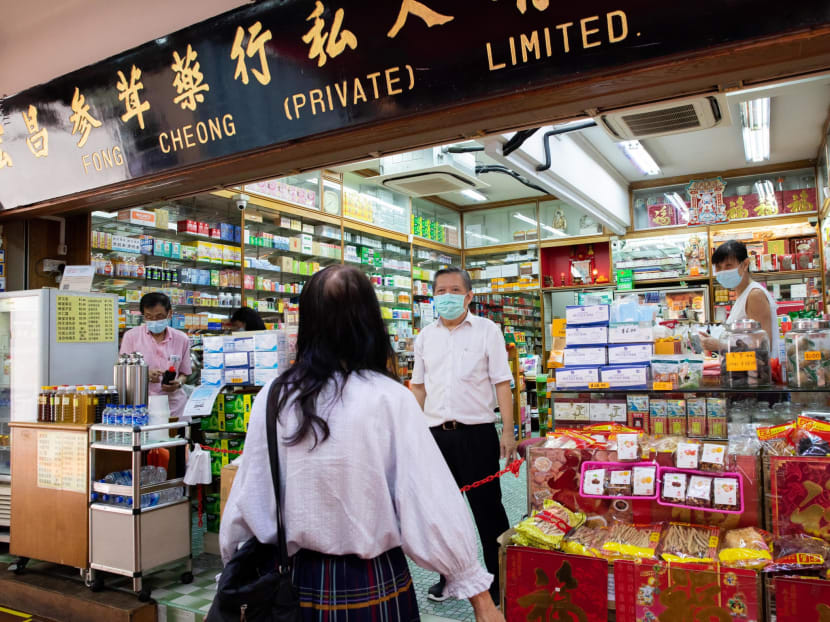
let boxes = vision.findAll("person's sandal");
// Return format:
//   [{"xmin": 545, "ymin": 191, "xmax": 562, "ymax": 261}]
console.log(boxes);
[{"xmin": 427, "ymin": 578, "xmax": 449, "ymax": 602}]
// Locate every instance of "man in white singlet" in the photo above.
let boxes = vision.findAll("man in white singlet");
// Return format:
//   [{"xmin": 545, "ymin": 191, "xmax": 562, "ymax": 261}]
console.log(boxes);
[{"xmin": 700, "ymin": 240, "xmax": 780, "ymax": 357}]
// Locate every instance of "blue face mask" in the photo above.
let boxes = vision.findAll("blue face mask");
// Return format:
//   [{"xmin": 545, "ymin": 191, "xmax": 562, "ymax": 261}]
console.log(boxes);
[
  {"xmin": 145, "ymin": 318, "xmax": 169, "ymax": 334},
  {"xmin": 434, "ymin": 293, "xmax": 467, "ymax": 320},
  {"xmin": 715, "ymin": 268, "xmax": 743, "ymax": 290}
]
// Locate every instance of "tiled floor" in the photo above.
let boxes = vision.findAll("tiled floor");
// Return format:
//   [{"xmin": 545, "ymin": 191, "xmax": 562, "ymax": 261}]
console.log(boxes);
[{"xmin": 150, "ymin": 460, "xmax": 528, "ymax": 622}]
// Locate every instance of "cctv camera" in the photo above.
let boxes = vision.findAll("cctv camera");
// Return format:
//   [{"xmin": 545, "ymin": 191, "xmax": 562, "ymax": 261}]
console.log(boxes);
[
  {"xmin": 232, "ymin": 193, "xmax": 250, "ymax": 211},
  {"xmin": 808, "ymin": 216, "xmax": 818, "ymax": 227}
]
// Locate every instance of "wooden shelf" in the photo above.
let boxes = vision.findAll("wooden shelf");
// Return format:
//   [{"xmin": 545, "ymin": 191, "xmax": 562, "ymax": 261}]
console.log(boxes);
[
  {"xmin": 627, "ymin": 275, "xmax": 711, "ymax": 285},
  {"xmin": 541, "ymin": 283, "xmax": 612, "ymax": 292}
]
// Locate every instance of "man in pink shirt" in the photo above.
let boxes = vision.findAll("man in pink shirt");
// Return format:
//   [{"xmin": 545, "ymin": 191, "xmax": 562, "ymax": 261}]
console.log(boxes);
[{"xmin": 120, "ymin": 292, "xmax": 192, "ymax": 419}]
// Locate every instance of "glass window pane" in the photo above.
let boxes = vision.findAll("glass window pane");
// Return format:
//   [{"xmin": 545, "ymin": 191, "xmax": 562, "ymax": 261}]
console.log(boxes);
[
  {"xmin": 343, "ymin": 173, "xmax": 411, "ymax": 234},
  {"xmin": 411, "ymin": 198, "xmax": 461, "ymax": 247},
  {"xmin": 538, "ymin": 200, "xmax": 602, "ymax": 239},
  {"xmin": 465, "ymin": 247, "xmax": 538, "ymax": 293},
  {"xmin": 612, "ymin": 232, "xmax": 710, "ymax": 281},
  {"xmin": 464, "ymin": 204, "xmax": 537, "ymax": 248}
]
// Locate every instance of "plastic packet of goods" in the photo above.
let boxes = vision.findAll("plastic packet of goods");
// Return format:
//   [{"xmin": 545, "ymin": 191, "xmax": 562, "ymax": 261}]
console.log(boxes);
[
  {"xmin": 512, "ymin": 499, "xmax": 586, "ymax": 550},
  {"xmin": 602, "ymin": 523, "xmax": 663, "ymax": 560},
  {"xmin": 764, "ymin": 534, "xmax": 830, "ymax": 575},
  {"xmin": 718, "ymin": 527, "xmax": 773, "ymax": 570},
  {"xmin": 756, "ymin": 421, "xmax": 797, "ymax": 456},
  {"xmin": 793, "ymin": 415, "xmax": 830, "ymax": 457},
  {"xmin": 562, "ymin": 525, "xmax": 610, "ymax": 558},
  {"xmin": 659, "ymin": 523, "xmax": 720, "ymax": 563}
]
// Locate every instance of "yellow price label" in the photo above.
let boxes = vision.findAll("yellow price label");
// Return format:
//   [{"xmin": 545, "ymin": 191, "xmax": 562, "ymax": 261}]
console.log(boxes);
[
  {"xmin": 653, "ymin": 382, "xmax": 673, "ymax": 391},
  {"xmin": 726, "ymin": 351, "xmax": 757, "ymax": 372},
  {"xmin": 552, "ymin": 318, "xmax": 566, "ymax": 338},
  {"xmin": 805, "ymin": 351, "xmax": 822, "ymax": 361},
  {"xmin": 708, "ymin": 536, "xmax": 719, "ymax": 548},
  {"xmin": 588, "ymin": 382, "xmax": 610, "ymax": 389}
]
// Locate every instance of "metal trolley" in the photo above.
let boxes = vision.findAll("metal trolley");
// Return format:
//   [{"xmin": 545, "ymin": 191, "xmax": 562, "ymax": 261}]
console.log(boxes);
[{"xmin": 88, "ymin": 421, "xmax": 193, "ymax": 601}]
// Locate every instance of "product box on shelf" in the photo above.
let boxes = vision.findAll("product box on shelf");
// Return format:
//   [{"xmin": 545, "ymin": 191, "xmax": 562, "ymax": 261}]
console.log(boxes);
[
  {"xmin": 203, "ymin": 352, "xmax": 225, "ymax": 369},
  {"xmin": 600, "ymin": 364, "xmax": 650, "ymax": 389},
  {"xmin": 252, "ymin": 350, "xmax": 279, "ymax": 369},
  {"xmin": 555, "ymin": 366, "xmax": 600, "ymax": 390},
  {"xmin": 607, "ymin": 343, "xmax": 653, "ymax": 365},
  {"xmin": 553, "ymin": 397, "xmax": 591, "ymax": 422},
  {"xmin": 201, "ymin": 369, "xmax": 224, "ymax": 386},
  {"xmin": 565, "ymin": 305, "xmax": 609, "ymax": 325},
  {"xmin": 565, "ymin": 325, "xmax": 608, "ymax": 346},
  {"xmin": 589, "ymin": 399, "xmax": 627, "ymax": 422},
  {"xmin": 667, "ymin": 399, "xmax": 687, "ymax": 435},
  {"xmin": 224, "ymin": 368, "xmax": 250, "ymax": 385},
  {"xmin": 224, "ymin": 411, "xmax": 247, "ymax": 433},
  {"xmin": 563, "ymin": 346, "xmax": 607, "ymax": 367},
  {"xmin": 706, "ymin": 398, "xmax": 727, "ymax": 438},
  {"xmin": 608, "ymin": 322, "xmax": 653, "ymax": 344},
  {"xmin": 118, "ymin": 208, "xmax": 156, "ymax": 227},
  {"xmin": 649, "ymin": 399, "xmax": 668, "ymax": 435},
  {"xmin": 224, "ymin": 352, "xmax": 251, "ymax": 368}
]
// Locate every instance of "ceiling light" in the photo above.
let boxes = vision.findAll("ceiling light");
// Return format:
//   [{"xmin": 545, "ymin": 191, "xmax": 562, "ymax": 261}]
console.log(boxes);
[
  {"xmin": 618, "ymin": 140, "xmax": 661, "ymax": 176},
  {"xmin": 466, "ymin": 232, "xmax": 500, "ymax": 243},
  {"xmin": 461, "ymin": 189, "xmax": 487, "ymax": 202},
  {"xmin": 512, "ymin": 213, "xmax": 538, "ymax": 226},
  {"xmin": 668, "ymin": 192, "xmax": 689, "ymax": 220},
  {"xmin": 740, "ymin": 97, "xmax": 770, "ymax": 163},
  {"xmin": 91, "ymin": 211, "xmax": 117, "ymax": 219}
]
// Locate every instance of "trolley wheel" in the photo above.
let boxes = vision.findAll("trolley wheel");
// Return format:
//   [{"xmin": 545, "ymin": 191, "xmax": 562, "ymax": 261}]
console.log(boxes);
[
  {"xmin": 181, "ymin": 571, "xmax": 194, "ymax": 585},
  {"xmin": 91, "ymin": 576, "xmax": 105, "ymax": 592},
  {"xmin": 138, "ymin": 589, "xmax": 152, "ymax": 602}
]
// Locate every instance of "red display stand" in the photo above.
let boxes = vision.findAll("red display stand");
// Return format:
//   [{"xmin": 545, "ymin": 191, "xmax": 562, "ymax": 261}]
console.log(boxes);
[
  {"xmin": 504, "ymin": 547, "xmax": 609, "ymax": 622},
  {"xmin": 773, "ymin": 576, "xmax": 830, "ymax": 621}
]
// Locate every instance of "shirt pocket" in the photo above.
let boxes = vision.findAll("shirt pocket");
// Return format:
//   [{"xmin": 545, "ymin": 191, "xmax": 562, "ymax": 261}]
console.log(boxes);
[{"xmin": 458, "ymin": 344, "xmax": 487, "ymax": 381}]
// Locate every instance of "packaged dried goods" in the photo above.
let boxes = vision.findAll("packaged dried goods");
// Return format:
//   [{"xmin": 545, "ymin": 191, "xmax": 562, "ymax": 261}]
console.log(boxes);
[
  {"xmin": 659, "ymin": 523, "xmax": 719, "ymax": 562},
  {"xmin": 721, "ymin": 319, "xmax": 771, "ymax": 387},
  {"xmin": 606, "ymin": 469, "xmax": 633, "ymax": 496},
  {"xmin": 632, "ymin": 465, "xmax": 657, "ymax": 496},
  {"xmin": 699, "ymin": 443, "xmax": 727, "ymax": 472},
  {"xmin": 602, "ymin": 523, "xmax": 663, "ymax": 560},
  {"xmin": 718, "ymin": 527, "xmax": 772, "ymax": 569},
  {"xmin": 512, "ymin": 499, "xmax": 586, "ymax": 550},
  {"xmin": 675, "ymin": 441, "xmax": 701, "ymax": 469},
  {"xmin": 562, "ymin": 525, "xmax": 610, "ymax": 557},
  {"xmin": 686, "ymin": 475, "xmax": 713, "ymax": 508},
  {"xmin": 712, "ymin": 476, "xmax": 741, "ymax": 511},
  {"xmin": 661, "ymin": 472, "xmax": 687, "ymax": 503}
]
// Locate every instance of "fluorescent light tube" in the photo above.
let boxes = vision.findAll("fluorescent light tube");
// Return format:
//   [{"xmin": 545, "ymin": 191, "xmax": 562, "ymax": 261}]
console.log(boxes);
[
  {"xmin": 618, "ymin": 140, "xmax": 661, "ymax": 176},
  {"xmin": 512, "ymin": 213, "xmax": 538, "ymax": 226},
  {"xmin": 91, "ymin": 211, "xmax": 117, "ymax": 219},
  {"xmin": 461, "ymin": 189, "xmax": 487, "ymax": 202},
  {"xmin": 740, "ymin": 97, "xmax": 770, "ymax": 163}
]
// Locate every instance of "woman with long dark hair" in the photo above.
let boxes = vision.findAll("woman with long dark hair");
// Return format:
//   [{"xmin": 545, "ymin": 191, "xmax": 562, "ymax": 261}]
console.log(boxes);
[{"xmin": 220, "ymin": 265, "xmax": 502, "ymax": 622}]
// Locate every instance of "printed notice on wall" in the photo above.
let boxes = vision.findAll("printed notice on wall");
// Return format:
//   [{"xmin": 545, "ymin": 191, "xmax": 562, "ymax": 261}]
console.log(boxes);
[
  {"xmin": 37, "ymin": 430, "xmax": 87, "ymax": 493},
  {"xmin": 56, "ymin": 295, "xmax": 115, "ymax": 343}
]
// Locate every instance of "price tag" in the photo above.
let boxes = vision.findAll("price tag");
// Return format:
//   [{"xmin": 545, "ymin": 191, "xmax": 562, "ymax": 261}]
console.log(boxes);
[
  {"xmin": 726, "ymin": 351, "xmax": 757, "ymax": 372},
  {"xmin": 653, "ymin": 382, "xmax": 673, "ymax": 391},
  {"xmin": 805, "ymin": 351, "xmax": 822, "ymax": 361},
  {"xmin": 552, "ymin": 318, "xmax": 566, "ymax": 338},
  {"xmin": 588, "ymin": 382, "xmax": 610, "ymax": 389}
]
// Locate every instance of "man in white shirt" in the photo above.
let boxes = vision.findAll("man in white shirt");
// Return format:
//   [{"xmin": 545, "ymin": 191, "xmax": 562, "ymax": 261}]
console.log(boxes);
[{"xmin": 411, "ymin": 267, "xmax": 517, "ymax": 605}]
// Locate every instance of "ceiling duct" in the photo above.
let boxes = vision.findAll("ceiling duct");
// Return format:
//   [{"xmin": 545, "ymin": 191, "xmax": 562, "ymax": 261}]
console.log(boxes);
[
  {"xmin": 367, "ymin": 147, "xmax": 489, "ymax": 197},
  {"xmin": 597, "ymin": 94, "xmax": 730, "ymax": 141}
]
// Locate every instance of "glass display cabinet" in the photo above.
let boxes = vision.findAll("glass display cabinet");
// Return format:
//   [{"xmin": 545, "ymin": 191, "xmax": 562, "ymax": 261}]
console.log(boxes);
[
  {"xmin": 342, "ymin": 173, "xmax": 411, "ymax": 234},
  {"xmin": 612, "ymin": 231, "xmax": 710, "ymax": 283},
  {"xmin": 244, "ymin": 171, "xmax": 322, "ymax": 211},
  {"xmin": 411, "ymin": 198, "xmax": 461, "ymax": 248},
  {"xmin": 411, "ymin": 245, "xmax": 461, "ymax": 334},
  {"xmin": 632, "ymin": 167, "xmax": 818, "ymax": 231},
  {"xmin": 538, "ymin": 199, "xmax": 603, "ymax": 240},
  {"xmin": 465, "ymin": 246, "xmax": 539, "ymax": 294},
  {"xmin": 463, "ymin": 204, "xmax": 538, "ymax": 248}
]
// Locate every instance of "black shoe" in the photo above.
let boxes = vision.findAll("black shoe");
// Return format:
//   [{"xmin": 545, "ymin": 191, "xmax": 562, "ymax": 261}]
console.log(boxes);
[{"xmin": 427, "ymin": 578, "xmax": 449, "ymax": 602}]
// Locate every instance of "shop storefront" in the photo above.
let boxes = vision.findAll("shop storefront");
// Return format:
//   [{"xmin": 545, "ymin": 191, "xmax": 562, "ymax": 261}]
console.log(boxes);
[{"xmin": 1, "ymin": 1, "xmax": 830, "ymax": 620}]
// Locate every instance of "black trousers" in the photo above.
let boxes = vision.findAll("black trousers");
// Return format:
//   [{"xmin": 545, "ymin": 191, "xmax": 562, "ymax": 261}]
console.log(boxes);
[{"xmin": 430, "ymin": 422, "xmax": 509, "ymax": 602}]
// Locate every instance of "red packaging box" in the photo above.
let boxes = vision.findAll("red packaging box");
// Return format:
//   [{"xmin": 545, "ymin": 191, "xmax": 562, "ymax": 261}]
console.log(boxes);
[
  {"xmin": 243, "ymin": 274, "xmax": 255, "ymax": 289},
  {"xmin": 615, "ymin": 559, "xmax": 761, "ymax": 621},
  {"xmin": 505, "ymin": 547, "xmax": 609, "ymax": 622},
  {"xmin": 773, "ymin": 576, "xmax": 830, "ymax": 621},
  {"xmin": 628, "ymin": 410, "xmax": 649, "ymax": 431},
  {"xmin": 177, "ymin": 219, "xmax": 199, "ymax": 234},
  {"xmin": 197, "ymin": 221, "xmax": 210, "ymax": 236},
  {"xmin": 209, "ymin": 228, "xmax": 222, "ymax": 240}
]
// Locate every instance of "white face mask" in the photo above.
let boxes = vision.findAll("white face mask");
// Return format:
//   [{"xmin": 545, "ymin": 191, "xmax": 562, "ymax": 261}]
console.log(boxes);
[{"xmin": 715, "ymin": 267, "xmax": 743, "ymax": 290}]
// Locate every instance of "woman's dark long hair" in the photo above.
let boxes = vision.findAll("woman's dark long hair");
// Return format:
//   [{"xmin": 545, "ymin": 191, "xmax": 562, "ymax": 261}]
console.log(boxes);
[{"xmin": 268, "ymin": 264, "xmax": 398, "ymax": 447}]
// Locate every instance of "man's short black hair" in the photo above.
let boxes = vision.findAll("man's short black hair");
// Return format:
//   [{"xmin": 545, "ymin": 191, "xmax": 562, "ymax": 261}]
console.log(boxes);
[
  {"xmin": 434, "ymin": 267, "xmax": 472, "ymax": 292},
  {"xmin": 712, "ymin": 240, "xmax": 749, "ymax": 266},
  {"xmin": 140, "ymin": 292, "xmax": 172, "ymax": 313}
]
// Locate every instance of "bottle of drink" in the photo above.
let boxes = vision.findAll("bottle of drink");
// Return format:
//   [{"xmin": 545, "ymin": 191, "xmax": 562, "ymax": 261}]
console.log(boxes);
[
  {"xmin": 37, "ymin": 387, "xmax": 48, "ymax": 422},
  {"xmin": 122, "ymin": 406, "xmax": 134, "ymax": 446}
]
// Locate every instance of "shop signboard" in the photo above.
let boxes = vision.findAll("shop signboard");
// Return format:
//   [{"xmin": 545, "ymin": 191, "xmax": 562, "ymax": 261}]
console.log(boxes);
[{"xmin": 1, "ymin": 1, "xmax": 829, "ymax": 210}]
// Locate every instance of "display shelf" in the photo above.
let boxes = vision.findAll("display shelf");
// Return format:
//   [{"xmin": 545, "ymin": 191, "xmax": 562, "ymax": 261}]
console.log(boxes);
[
  {"xmin": 92, "ymin": 477, "xmax": 186, "ymax": 497},
  {"xmin": 628, "ymin": 275, "xmax": 711, "ymax": 285}
]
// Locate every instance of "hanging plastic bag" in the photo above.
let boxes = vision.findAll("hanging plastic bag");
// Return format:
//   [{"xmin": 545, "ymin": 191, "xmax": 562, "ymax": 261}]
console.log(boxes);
[{"xmin": 184, "ymin": 444, "xmax": 213, "ymax": 485}]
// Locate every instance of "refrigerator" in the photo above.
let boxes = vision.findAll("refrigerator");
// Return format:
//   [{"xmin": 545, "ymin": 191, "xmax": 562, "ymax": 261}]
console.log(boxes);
[{"xmin": 0, "ymin": 290, "xmax": 118, "ymax": 540}]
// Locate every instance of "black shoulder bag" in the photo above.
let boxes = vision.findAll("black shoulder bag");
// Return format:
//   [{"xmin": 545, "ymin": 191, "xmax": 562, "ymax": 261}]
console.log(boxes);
[{"xmin": 207, "ymin": 383, "xmax": 301, "ymax": 622}]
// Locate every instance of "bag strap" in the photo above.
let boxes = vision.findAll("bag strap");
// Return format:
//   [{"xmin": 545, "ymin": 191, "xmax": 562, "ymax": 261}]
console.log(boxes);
[{"xmin": 266, "ymin": 381, "xmax": 291, "ymax": 573}]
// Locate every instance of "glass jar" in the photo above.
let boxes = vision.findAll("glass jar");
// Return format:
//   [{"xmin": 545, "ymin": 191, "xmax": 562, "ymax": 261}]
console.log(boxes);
[
  {"xmin": 721, "ymin": 318, "xmax": 771, "ymax": 388},
  {"xmin": 785, "ymin": 319, "xmax": 825, "ymax": 388},
  {"xmin": 814, "ymin": 319, "xmax": 830, "ymax": 387}
]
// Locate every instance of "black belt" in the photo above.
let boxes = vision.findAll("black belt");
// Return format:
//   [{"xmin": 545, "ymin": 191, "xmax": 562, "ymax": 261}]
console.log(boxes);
[{"xmin": 432, "ymin": 420, "xmax": 492, "ymax": 431}]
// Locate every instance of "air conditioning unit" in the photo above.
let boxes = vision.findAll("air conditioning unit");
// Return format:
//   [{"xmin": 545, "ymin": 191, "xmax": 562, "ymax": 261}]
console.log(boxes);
[
  {"xmin": 596, "ymin": 94, "xmax": 730, "ymax": 141},
  {"xmin": 367, "ymin": 148, "xmax": 489, "ymax": 197}
]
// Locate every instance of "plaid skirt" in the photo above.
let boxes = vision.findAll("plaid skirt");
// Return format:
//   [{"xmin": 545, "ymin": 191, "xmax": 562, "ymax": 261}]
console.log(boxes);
[{"xmin": 292, "ymin": 547, "xmax": 419, "ymax": 622}]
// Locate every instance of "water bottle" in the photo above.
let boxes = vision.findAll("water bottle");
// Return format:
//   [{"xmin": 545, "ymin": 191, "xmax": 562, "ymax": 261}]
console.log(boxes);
[
  {"xmin": 137, "ymin": 404, "xmax": 149, "ymax": 445},
  {"xmin": 101, "ymin": 406, "xmax": 111, "ymax": 443},
  {"xmin": 141, "ymin": 492, "xmax": 160, "ymax": 508}
]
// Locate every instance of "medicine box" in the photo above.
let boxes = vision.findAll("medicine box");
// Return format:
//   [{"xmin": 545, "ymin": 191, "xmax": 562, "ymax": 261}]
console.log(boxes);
[
  {"xmin": 686, "ymin": 398, "xmax": 707, "ymax": 438},
  {"xmin": 254, "ymin": 368, "xmax": 280, "ymax": 386},
  {"xmin": 252, "ymin": 351, "xmax": 279, "ymax": 369},
  {"xmin": 565, "ymin": 304, "xmax": 610, "ymax": 326},
  {"xmin": 203, "ymin": 336, "xmax": 224, "ymax": 352},
  {"xmin": 600, "ymin": 364, "xmax": 650, "ymax": 389},
  {"xmin": 253, "ymin": 331, "xmax": 279, "ymax": 352},
  {"xmin": 589, "ymin": 400, "xmax": 627, "ymax": 423},
  {"xmin": 554, "ymin": 398, "xmax": 591, "ymax": 421},
  {"xmin": 118, "ymin": 208, "xmax": 156, "ymax": 227},
  {"xmin": 224, "ymin": 352, "xmax": 251, "ymax": 368},
  {"xmin": 224, "ymin": 394, "xmax": 252, "ymax": 416},
  {"xmin": 224, "ymin": 368, "xmax": 250, "ymax": 385},
  {"xmin": 565, "ymin": 325, "xmax": 608, "ymax": 346},
  {"xmin": 607, "ymin": 343, "xmax": 653, "ymax": 365},
  {"xmin": 203, "ymin": 352, "xmax": 225, "ymax": 369},
  {"xmin": 201, "ymin": 369, "xmax": 224, "ymax": 386},
  {"xmin": 224, "ymin": 411, "xmax": 247, "ymax": 433},
  {"xmin": 563, "ymin": 346, "xmax": 607, "ymax": 367},
  {"xmin": 608, "ymin": 323, "xmax": 654, "ymax": 344},
  {"xmin": 233, "ymin": 337, "xmax": 255, "ymax": 352},
  {"xmin": 555, "ymin": 366, "xmax": 600, "ymax": 389}
]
